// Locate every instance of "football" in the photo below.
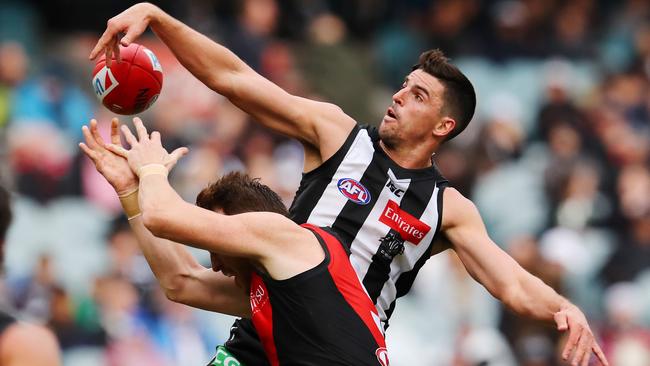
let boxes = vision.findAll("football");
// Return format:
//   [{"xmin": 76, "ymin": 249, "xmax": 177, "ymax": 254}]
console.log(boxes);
[{"xmin": 92, "ymin": 43, "xmax": 163, "ymax": 115}]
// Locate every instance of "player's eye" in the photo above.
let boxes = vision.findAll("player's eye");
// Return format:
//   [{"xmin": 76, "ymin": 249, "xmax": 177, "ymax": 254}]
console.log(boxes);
[{"xmin": 415, "ymin": 94, "xmax": 423, "ymax": 102}]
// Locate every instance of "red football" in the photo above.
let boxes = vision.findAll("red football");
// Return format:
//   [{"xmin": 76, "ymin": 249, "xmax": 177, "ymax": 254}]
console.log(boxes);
[{"xmin": 92, "ymin": 43, "xmax": 163, "ymax": 115}]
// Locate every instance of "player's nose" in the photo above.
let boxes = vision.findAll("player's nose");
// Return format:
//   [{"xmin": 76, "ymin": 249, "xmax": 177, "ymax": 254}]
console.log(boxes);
[{"xmin": 392, "ymin": 88, "xmax": 405, "ymax": 106}]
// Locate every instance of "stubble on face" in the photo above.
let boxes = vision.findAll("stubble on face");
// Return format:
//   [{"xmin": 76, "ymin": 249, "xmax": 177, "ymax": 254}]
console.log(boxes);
[{"xmin": 378, "ymin": 122, "xmax": 400, "ymax": 149}]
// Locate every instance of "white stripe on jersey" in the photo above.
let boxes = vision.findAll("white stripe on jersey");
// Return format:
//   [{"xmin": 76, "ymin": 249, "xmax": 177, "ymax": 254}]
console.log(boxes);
[
  {"xmin": 376, "ymin": 184, "xmax": 441, "ymax": 318},
  {"xmin": 306, "ymin": 129, "xmax": 374, "ymax": 228}
]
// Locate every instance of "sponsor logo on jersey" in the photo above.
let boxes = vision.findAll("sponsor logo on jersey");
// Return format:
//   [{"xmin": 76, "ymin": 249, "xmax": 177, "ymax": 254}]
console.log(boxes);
[
  {"xmin": 385, "ymin": 181, "xmax": 404, "ymax": 197},
  {"xmin": 337, "ymin": 178, "xmax": 371, "ymax": 205},
  {"xmin": 379, "ymin": 200, "xmax": 431, "ymax": 244},
  {"xmin": 208, "ymin": 346, "xmax": 242, "ymax": 366},
  {"xmin": 250, "ymin": 277, "xmax": 269, "ymax": 316},
  {"xmin": 377, "ymin": 232, "xmax": 405, "ymax": 260},
  {"xmin": 376, "ymin": 347, "xmax": 390, "ymax": 366},
  {"xmin": 92, "ymin": 66, "xmax": 119, "ymax": 101},
  {"xmin": 143, "ymin": 48, "xmax": 163, "ymax": 72}
]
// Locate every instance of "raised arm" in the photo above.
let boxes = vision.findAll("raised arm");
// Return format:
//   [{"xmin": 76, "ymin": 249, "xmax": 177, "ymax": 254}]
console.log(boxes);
[
  {"xmin": 440, "ymin": 188, "xmax": 608, "ymax": 366},
  {"xmin": 90, "ymin": 3, "xmax": 355, "ymax": 169},
  {"xmin": 128, "ymin": 215, "xmax": 250, "ymax": 317},
  {"xmin": 79, "ymin": 118, "xmax": 249, "ymax": 317},
  {"xmin": 109, "ymin": 118, "xmax": 322, "ymax": 280}
]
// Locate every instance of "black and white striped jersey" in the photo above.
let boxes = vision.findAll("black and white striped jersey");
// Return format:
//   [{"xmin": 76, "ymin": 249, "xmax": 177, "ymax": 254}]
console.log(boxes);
[
  {"xmin": 289, "ymin": 124, "xmax": 448, "ymax": 328},
  {"xmin": 223, "ymin": 124, "xmax": 448, "ymax": 365}
]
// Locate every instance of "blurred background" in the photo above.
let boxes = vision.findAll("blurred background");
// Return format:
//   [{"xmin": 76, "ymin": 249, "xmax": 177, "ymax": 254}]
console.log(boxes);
[{"xmin": 0, "ymin": 0, "xmax": 649, "ymax": 365}]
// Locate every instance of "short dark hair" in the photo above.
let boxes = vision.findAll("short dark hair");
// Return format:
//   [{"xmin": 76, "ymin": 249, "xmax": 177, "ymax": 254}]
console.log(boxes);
[
  {"xmin": 196, "ymin": 172, "xmax": 288, "ymax": 216},
  {"xmin": 0, "ymin": 186, "xmax": 12, "ymax": 265},
  {"xmin": 413, "ymin": 49, "xmax": 476, "ymax": 141}
]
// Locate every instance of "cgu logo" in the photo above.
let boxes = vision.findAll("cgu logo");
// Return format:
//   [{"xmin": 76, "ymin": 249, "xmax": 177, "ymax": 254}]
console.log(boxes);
[
  {"xmin": 337, "ymin": 178, "xmax": 371, "ymax": 205},
  {"xmin": 92, "ymin": 66, "xmax": 119, "ymax": 101},
  {"xmin": 375, "ymin": 347, "xmax": 390, "ymax": 366}
]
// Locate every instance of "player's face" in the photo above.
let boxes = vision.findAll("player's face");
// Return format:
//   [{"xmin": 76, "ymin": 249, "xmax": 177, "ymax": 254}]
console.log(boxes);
[
  {"xmin": 209, "ymin": 206, "xmax": 252, "ymax": 288},
  {"xmin": 210, "ymin": 252, "xmax": 251, "ymax": 288},
  {"xmin": 379, "ymin": 69, "xmax": 448, "ymax": 149}
]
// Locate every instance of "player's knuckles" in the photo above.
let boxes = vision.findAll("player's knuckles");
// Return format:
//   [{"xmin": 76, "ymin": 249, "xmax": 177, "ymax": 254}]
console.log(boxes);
[
  {"xmin": 106, "ymin": 19, "xmax": 118, "ymax": 31},
  {"xmin": 573, "ymin": 321, "xmax": 585, "ymax": 331}
]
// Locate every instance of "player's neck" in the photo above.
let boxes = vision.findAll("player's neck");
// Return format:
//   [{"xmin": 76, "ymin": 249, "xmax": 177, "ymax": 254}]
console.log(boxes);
[{"xmin": 379, "ymin": 140, "xmax": 437, "ymax": 169}]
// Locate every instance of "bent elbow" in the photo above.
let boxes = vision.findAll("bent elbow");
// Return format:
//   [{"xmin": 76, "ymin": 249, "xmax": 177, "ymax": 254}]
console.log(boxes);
[
  {"xmin": 141, "ymin": 208, "xmax": 168, "ymax": 237},
  {"xmin": 160, "ymin": 274, "xmax": 189, "ymax": 304},
  {"xmin": 163, "ymin": 286, "xmax": 184, "ymax": 303}
]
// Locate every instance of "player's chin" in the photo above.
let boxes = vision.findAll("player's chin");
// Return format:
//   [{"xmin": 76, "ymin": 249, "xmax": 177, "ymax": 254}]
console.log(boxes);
[
  {"xmin": 234, "ymin": 276, "xmax": 246, "ymax": 289},
  {"xmin": 378, "ymin": 121, "xmax": 398, "ymax": 140}
]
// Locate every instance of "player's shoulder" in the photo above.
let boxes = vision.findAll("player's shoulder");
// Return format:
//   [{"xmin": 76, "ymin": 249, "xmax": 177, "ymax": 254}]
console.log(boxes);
[
  {"xmin": 1, "ymin": 322, "xmax": 60, "ymax": 364},
  {"xmin": 441, "ymin": 187, "xmax": 481, "ymax": 228},
  {"xmin": 2, "ymin": 321, "xmax": 57, "ymax": 345}
]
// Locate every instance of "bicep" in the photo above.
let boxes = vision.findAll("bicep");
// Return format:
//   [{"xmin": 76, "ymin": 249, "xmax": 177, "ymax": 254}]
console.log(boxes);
[
  {"xmin": 149, "ymin": 204, "xmax": 301, "ymax": 259},
  {"xmin": 443, "ymin": 190, "xmax": 524, "ymax": 299}
]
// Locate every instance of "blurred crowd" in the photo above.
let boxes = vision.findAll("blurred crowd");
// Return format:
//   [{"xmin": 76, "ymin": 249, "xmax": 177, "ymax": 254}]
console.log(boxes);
[{"xmin": 0, "ymin": 0, "xmax": 649, "ymax": 365}]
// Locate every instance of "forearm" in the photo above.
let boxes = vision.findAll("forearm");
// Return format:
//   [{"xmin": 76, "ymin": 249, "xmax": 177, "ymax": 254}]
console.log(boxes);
[
  {"xmin": 128, "ymin": 215, "xmax": 200, "ymax": 291},
  {"xmin": 148, "ymin": 6, "xmax": 246, "ymax": 95},
  {"xmin": 129, "ymin": 198, "xmax": 250, "ymax": 316},
  {"xmin": 504, "ymin": 269, "xmax": 570, "ymax": 322}
]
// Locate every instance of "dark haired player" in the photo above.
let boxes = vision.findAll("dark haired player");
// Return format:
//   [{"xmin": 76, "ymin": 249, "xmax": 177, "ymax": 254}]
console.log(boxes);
[
  {"xmin": 80, "ymin": 118, "xmax": 389, "ymax": 366},
  {"xmin": 91, "ymin": 3, "xmax": 608, "ymax": 366},
  {"xmin": 0, "ymin": 187, "xmax": 61, "ymax": 365}
]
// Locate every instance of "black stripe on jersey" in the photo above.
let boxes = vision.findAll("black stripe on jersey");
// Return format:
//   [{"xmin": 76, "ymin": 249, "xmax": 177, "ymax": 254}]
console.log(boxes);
[
  {"xmin": 362, "ymin": 179, "xmax": 438, "ymax": 303},
  {"xmin": 289, "ymin": 125, "xmax": 360, "ymax": 224},
  {"xmin": 384, "ymin": 184, "xmax": 447, "ymax": 325},
  {"xmin": 330, "ymin": 150, "xmax": 385, "ymax": 248}
]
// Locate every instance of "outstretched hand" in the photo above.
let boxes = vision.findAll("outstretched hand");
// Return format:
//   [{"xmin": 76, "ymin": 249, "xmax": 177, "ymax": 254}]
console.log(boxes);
[
  {"xmin": 79, "ymin": 118, "xmax": 137, "ymax": 196},
  {"xmin": 107, "ymin": 117, "xmax": 188, "ymax": 176},
  {"xmin": 89, "ymin": 3, "xmax": 158, "ymax": 67},
  {"xmin": 554, "ymin": 305, "xmax": 608, "ymax": 366}
]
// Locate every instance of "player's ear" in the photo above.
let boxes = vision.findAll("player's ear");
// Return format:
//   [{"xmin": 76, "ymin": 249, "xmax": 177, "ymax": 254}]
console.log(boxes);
[{"xmin": 432, "ymin": 117, "xmax": 455, "ymax": 139}]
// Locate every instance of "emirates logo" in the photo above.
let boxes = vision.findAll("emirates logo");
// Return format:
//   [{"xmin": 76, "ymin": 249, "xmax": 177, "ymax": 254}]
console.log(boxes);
[{"xmin": 379, "ymin": 200, "xmax": 431, "ymax": 244}]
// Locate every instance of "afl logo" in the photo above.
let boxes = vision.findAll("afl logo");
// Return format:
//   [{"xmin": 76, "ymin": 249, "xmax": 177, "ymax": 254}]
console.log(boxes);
[
  {"xmin": 376, "ymin": 347, "xmax": 390, "ymax": 366},
  {"xmin": 337, "ymin": 178, "xmax": 371, "ymax": 205}
]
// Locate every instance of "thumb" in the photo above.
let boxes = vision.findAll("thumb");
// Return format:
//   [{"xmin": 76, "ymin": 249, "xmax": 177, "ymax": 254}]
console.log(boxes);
[
  {"xmin": 554, "ymin": 310, "xmax": 569, "ymax": 332},
  {"xmin": 106, "ymin": 143, "xmax": 130, "ymax": 158},
  {"xmin": 165, "ymin": 147, "xmax": 189, "ymax": 170}
]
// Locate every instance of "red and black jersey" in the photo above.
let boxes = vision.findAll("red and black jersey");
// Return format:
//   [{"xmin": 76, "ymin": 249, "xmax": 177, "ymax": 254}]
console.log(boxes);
[{"xmin": 249, "ymin": 224, "xmax": 389, "ymax": 366}]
